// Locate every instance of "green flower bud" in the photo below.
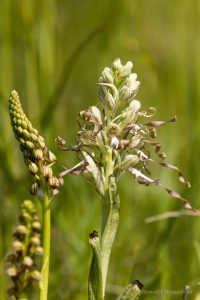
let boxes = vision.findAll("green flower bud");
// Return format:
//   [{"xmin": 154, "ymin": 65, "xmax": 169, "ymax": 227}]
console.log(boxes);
[
  {"xmin": 119, "ymin": 86, "xmax": 130, "ymax": 101},
  {"xmin": 30, "ymin": 133, "xmax": 39, "ymax": 142},
  {"xmin": 24, "ymin": 141, "xmax": 35, "ymax": 149},
  {"xmin": 30, "ymin": 236, "xmax": 40, "ymax": 246},
  {"xmin": 31, "ymin": 270, "xmax": 41, "ymax": 281},
  {"xmin": 22, "ymin": 129, "xmax": 31, "ymax": 140},
  {"xmin": 105, "ymin": 91, "xmax": 115, "ymax": 110},
  {"xmin": 22, "ymin": 200, "xmax": 36, "ymax": 213},
  {"xmin": 35, "ymin": 246, "xmax": 44, "ymax": 255}
]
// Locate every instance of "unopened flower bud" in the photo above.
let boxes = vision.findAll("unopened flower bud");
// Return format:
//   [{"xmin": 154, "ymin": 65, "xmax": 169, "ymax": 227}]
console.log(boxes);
[
  {"xmin": 29, "ymin": 182, "xmax": 39, "ymax": 195},
  {"xmin": 34, "ymin": 149, "xmax": 43, "ymax": 161},
  {"xmin": 48, "ymin": 176, "xmax": 60, "ymax": 189},
  {"xmin": 30, "ymin": 133, "xmax": 39, "ymax": 142},
  {"xmin": 31, "ymin": 270, "xmax": 41, "ymax": 281},
  {"xmin": 150, "ymin": 128, "xmax": 157, "ymax": 138},
  {"xmin": 38, "ymin": 136, "xmax": 45, "ymax": 148},
  {"xmin": 14, "ymin": 225, "xmax": 27, "ymax": 236},
  {"xmin": 101, "ymin": 67, "xmax": 114, "ymax": 83},
  {"xmin": 23, "ymin": 256, "xmax": 33, "ymax": 267},
  {"xmin": 121, "ymin": 154, "xmax": 139, "ymax": 170},
  {"xmin": 31, "ymin": 221, "xmax": 41, "ymax": 232},
  {"xmin": 24, "ymin": 141, "xmax": 34, "ymax": 149},
  {"xmin": 119, "ymin": 61, "xmax": 133, "ymax": 78},
  {"xmin": 41, "ymin": 165, "xmax": 53, "ymax": 179},
  {"xmin": 13, "ymin": 241, "xmax": 24, "ymax": 252},
  {"xmin": 6, "ymin": 267, "xmax": 18, "ymax": 277},
  {"xmin": 28, "ymin": 162, "xmax": 38, "ymax": 175},
  {"xmin": 35, "ymin": 246, "xmax": 44, "ymax": 255},
  {"xmin": 48, "ymin": 150, "xmax": 57, "ymax": 163},
  {"xmin": 23, "ymin": 129, "xmax": 31, "ymax": 140},
  {"xmin": 112, "ymin": 58, "xmax": 122, "ymax": 71},
  {"xmin": 119, "ymin": 86, "xmax": 130, "ymax": 101},
  {"xmin": 30, "ymin": 236, "xmax": 40, "ymax": 246},
  {"xmin": 23, "ymin": 200, "xmax": 36, "ymax": 213},
  {"xmin": 90, "ymin": 106, "xmax": 102, "ymax": 125},
  {"xmin": 105, "ymin": 92, "xmax": 115, "ymax": 110}
]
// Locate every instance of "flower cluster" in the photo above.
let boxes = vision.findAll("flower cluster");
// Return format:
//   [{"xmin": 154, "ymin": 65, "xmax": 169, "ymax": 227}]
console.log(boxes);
[
  {"xmin": 9, "ymin": 90, "xmax": 60, "ymax": 195},
  {"xmin": 6, "ymin": 200, "xmax": 43, "ymax": 299},
  {"xmin": 57, "ymin": 58, "xmax": 191, "ymax": 208}
]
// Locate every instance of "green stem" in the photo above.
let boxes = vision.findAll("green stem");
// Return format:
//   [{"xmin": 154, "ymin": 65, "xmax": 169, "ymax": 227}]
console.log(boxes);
[
  {"xmin": 88, "ymin": 233, "xmax": 103, "ymax": 300},
  {"xmin": 88, "ymin": 177, "xmax": 120, "ymax": 300},
  {"xmin": 39, "ymin": 191, "xmax": 51, "ymax": 300},
  {"xmin": 101, "ymin": 177, "xmax": 120, "ymax": 297}
]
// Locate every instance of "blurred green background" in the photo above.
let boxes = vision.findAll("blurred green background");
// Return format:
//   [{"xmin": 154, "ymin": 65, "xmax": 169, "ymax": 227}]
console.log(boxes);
[{"xmin": 0, "ymin": 0, "xmax": 200, "ymax": 299}]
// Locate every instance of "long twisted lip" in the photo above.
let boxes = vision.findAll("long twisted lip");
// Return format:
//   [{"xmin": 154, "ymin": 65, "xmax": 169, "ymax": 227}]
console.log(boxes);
[{"xmin": 129, "ymin": 167, "xmax": 192, "ymax": 209}]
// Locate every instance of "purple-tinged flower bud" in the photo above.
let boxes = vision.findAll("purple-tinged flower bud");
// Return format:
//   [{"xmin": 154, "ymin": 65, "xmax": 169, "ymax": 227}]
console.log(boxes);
[
  {"xmin": 34, "ymin": 149, "xmax": 43, "ymax": 161},
  {"xmin": 41, "ymin": 165, "xmax": 53, "ymax": 179},
  {"xmin": 48, "ymin": 176, "xmax": 60, "ymax": 189}
]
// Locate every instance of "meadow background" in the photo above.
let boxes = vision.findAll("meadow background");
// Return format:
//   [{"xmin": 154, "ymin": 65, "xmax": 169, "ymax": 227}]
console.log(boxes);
[{"xmin": 0, "ymin": 1, "xmax": 200, "ymax": 299}]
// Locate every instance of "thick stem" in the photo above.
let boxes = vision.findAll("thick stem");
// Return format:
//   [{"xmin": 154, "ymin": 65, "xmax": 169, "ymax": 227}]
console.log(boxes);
[{"xmin": 39, "ymin": 192, "xmax": 51, "ymax": 300}]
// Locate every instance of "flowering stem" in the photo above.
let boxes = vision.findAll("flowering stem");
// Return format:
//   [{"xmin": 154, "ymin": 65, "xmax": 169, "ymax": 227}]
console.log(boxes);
[
  {"xmin": 39, "ymin": 191, "xmax": 51, "ymax": 300},
  {"xmin": 101, "ymin": 177, "xmax": 120, "ymax": 297},
  {"xmin": 88, "ymin": 176, "xmax": 120, "ymax": 300}
]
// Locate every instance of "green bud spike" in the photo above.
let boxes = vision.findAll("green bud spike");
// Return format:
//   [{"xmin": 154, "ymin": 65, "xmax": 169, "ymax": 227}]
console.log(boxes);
[{"xmin": 9, "ymin": 90, "xmax": 59, "ymax": 196}]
